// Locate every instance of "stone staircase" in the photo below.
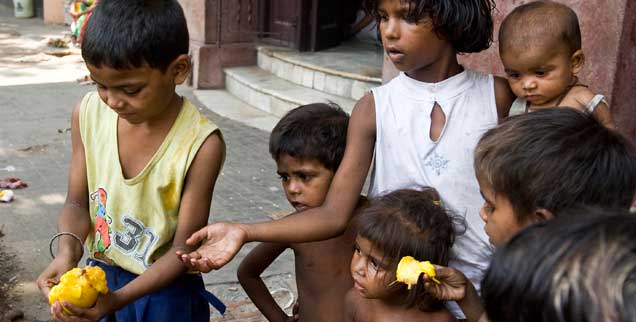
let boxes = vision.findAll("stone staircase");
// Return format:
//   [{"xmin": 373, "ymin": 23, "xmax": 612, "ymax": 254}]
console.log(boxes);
[{"xmin": 219, "ymin": 40, "xmax": 382, "ymax": 124}]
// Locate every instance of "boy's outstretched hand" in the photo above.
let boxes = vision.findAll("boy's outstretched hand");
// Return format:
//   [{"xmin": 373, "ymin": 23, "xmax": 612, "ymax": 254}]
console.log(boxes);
[{"xmin": 176, "ymin": 222, "xmax": 249, "ymax": 272}]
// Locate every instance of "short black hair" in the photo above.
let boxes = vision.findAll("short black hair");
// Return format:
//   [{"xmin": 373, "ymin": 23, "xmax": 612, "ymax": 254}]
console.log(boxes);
[
  {"xmin": 363, "ymin": 0, "xmax": 496, "ymax": 53},
  {"xmin": 482, "ymin": 208, "xmax": 636, "ymax": 322},
  {"xmin": 269, "ymin": 103, "xmax": 349, "ymax": 172},
  {"xmin": 354, "ymin": 188, "xmax": 456, "ymax": 311},
  {"xmin": 82, "ymin": 0, "xmax": 189, "ymax": 72},
  {"xmin": 475, "ymin": 108, "xmax": 636, "ymax": 222},
  {"xmin": 499, "ymin": 1, "xmax": 581, "ymax": 55}
]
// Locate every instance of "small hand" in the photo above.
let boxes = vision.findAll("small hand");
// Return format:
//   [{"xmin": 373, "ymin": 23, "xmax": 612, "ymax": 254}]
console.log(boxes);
[
  {"xmin": 176, "ymin": 222, "xmax": 248, "ymax": 272},
  {"xmin": 422, "ymin": 265, "xmax": 469, "ymax": 301},
  {"xmin": 50, "ymin": 294, "xmax": 115, "ymax": 322},
  {"xmin": 37, "ymin": 257, "xmax": 76, "ymax": 299}
]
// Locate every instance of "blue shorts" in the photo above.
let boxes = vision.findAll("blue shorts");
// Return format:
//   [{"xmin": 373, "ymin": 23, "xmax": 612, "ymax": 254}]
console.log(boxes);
[{"xmin": 90, "ymin": 260, "xmax": 225, "ymax": 322}]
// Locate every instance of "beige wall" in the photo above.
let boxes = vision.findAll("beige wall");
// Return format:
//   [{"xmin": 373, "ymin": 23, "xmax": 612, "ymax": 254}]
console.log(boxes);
[{"xmin": 43, "ymin": 0, "xmax": 64, "ymax": 24}]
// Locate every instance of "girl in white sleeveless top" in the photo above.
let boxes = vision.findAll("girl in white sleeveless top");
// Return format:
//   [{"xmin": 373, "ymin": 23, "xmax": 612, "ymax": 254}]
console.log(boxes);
[{"xmin": 182, "ymin": 0, "xmax": 515, "ymax": 318}]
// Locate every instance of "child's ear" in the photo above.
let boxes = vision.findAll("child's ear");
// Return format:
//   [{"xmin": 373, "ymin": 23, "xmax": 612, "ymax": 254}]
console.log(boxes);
[
  {"xmin": 570, "ymin": 50, "xmax": 585, "ymax": 74},
  {"xmin": 529, "ymin": 208, "xmax": 554, "ymax": 224},
  {"xmin": 170, "ymin": 54, "xmax": 191, "ymax": 85}
]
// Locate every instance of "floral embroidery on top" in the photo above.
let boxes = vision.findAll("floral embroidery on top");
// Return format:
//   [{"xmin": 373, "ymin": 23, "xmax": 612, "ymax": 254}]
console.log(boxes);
[{"xmin": 425, "ymin": 153, "xmax": 449, "ymax": 176}]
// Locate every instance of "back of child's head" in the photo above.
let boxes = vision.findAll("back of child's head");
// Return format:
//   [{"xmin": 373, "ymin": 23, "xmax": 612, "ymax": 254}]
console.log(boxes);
[
  {"xmin": 499, "ymin": 1, "xmax": 581, "ymax": 55},
  {"xmin": 362, "ymin": 0, "xmax": 496, "ymax": 53},
  {"xmin": 354, "ymin": 188, "xmax": 455, "ymax": 311},
  {"xmin": 482, "ymin": 207, "xmax": 636, "ymax": 322},
  {"xmin": 269, "ymin": 103, "xmax": 349, "ymax": 172},
  {"xmin": 475, "ymin": 108, "xmax": 636, "ymax": 222},
  {"xmin": 82, "ymin": 0, "xmax": 189, "ymax": 72}
]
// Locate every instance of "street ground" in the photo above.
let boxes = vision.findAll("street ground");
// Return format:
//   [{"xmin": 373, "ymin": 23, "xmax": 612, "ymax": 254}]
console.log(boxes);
[{"xmin": 0, "ymin": 4, "xmax": 296, "ymax": 322}]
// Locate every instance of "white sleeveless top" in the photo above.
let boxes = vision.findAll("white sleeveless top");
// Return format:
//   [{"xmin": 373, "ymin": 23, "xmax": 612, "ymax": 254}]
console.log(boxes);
[{"xmin": 369, "ymin": 70, "xmax": 498, "ymax": 294}]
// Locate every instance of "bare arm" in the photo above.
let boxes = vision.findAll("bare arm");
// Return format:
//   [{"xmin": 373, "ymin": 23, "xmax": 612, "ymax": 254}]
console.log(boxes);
[
  {"xmin": 238, "ymin": 243, "xmax": 293, "ymax": 322},
  {"xmin": 179, "ymin": 94, "xmax": 377, "ymax": 271},
  {"xmin": 494, "ymin": 76, "xmax": 514, "ymax": 121},
  {"xmin": 37, "ymin": 101, "xmax": 91, "ymax": 298},
  {"xmin": 53, "ymin": 132, "xmax": 226, "ymax": 320}
]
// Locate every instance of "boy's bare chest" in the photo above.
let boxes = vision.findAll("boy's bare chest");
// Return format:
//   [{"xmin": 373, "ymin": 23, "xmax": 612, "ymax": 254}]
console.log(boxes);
[{"xmin": 117, "ymin": 126, "xmax": 170, "ymax": 179}]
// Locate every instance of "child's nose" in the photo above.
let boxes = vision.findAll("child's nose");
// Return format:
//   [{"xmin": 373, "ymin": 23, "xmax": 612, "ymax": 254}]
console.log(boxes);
[
  {"xmin": 287, "ymin": 180, "xmax": 302, "ymax": 195},
  {"xmin": 522, "ymin": 77, "xmax": 537, "ymax": 90},
  {"xmin": 479, "ymin": 206, "xmax": 488, "ymax": 223},
  {"xmin": 105, "ymin": 91, "xmax": 125, "ymax": 110},
  {"xmin": 383, "ymin": 18, "xmax": 399, "ymax": 40}
]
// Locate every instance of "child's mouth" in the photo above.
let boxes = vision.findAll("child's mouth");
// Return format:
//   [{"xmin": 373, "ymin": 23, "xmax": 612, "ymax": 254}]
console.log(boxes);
[{"xmin": 386, "ymin": 48, "xmax": 405, "ymax": 62}]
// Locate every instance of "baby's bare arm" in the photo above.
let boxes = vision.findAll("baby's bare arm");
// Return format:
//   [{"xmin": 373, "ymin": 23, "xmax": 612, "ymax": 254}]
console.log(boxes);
[
  {"xmin": 238, "ymin": 242, "xmax": 291, "ymax": 322},
  {"xmin": 565, "ymin": 87, "xmax": 616, "ymax": 129}
]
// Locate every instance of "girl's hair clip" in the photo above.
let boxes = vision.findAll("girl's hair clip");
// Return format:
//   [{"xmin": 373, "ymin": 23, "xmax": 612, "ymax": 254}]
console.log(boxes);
[{"xmin": 432, "ymin": 200, "xmax": 442, "ymax": 207}]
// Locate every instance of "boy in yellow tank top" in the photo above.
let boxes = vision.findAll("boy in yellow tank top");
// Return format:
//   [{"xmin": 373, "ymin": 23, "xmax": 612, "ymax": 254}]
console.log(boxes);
[{"xmin": 36, "ymin": 1, "xmax": 226, "ymax": 321}]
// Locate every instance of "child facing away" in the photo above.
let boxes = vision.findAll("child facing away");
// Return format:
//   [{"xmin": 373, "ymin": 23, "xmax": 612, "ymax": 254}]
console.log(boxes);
[
  {"xmin": 422, "ymin": 108, "xmax": 636, "ymax": 322},
  {"xmin": 179, "ymin": 1, "xmax": 514, "ymax": 317},
  {"xmin": 346, "ymin": 188, "xmax": 456, "ymax": 322},
  {"xmin": 482, "ymin": 208, "xmax": 636, "ymax": 322},
  {"xmin": 36, "ymin": 1, "xmax": 226, "ymax": 321},
  {"xmin": 500, "ymin": 1, "xmax": 615, "ymax": 128},
  {"xmin": 238, "ymin": 103, "xmax": 366, "ymax": 322}
]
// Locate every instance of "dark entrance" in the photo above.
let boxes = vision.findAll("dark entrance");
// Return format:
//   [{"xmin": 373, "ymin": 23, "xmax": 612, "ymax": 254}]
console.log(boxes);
[{"xmin": 259, "ymin": 0, "xmax": 363, "ymax": 51}]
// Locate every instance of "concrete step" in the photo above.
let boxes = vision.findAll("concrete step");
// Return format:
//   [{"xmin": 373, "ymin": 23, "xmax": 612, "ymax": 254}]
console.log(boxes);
[
  {"xmin": 256, "ymin": 41, "xmax": 382, "ymax": 101},
  {"xmin": 193, "ymin": 89, "xmax": 280, "ymax": 132},
  {"xmin": 224, "ymin": 66, "xmax": 357, "ymax": 118}
]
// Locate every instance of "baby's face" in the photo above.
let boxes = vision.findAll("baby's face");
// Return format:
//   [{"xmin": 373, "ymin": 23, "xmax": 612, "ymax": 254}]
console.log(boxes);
[
  {"xmin": 501, "ymin": 44, "xmax": 578, "ymax": 108},
  {"xmin": 275, "ymin": 154, "xmax": 334, "ymax": 212}
]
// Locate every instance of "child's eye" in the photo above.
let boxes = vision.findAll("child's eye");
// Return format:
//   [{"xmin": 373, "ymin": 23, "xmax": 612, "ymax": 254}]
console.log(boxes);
[
  {"xmin": 376, "ymin": 11, "xmax": 388, "ymax": 21},
  {"xmin": 123, "ymin": 88, "xmax": 142, "ymax": 95},
  {"xmin": 278, "ymin": 175, "xmax": 289, "ymax": 182},
  {"xmin": 506, "ymin": 72, "xmax": 520, "ymax": 80},
  {"xmin": 483, "ymin": 203, "xmax": 495, "ymax": 214},
  {"xmin": 535, "ymin": 71, "xmax": 547, "ymax": 77},
  {"xmin": 370, "ymin": 258, "xmax": 380, "ymax": 270}
]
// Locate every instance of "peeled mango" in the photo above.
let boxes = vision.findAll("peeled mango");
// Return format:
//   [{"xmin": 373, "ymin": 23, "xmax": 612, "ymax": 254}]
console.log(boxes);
[
  {"xmin": 396, "ymin": 256, "xmax": 440, "ymax": 289},
  {"xmin": 48, "ymin": 266, "xmax": 109, "ymax": 313}
]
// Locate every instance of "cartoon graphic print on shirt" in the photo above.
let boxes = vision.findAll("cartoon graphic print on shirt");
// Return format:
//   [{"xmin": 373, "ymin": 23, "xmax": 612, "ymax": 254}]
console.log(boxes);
[{"xmin": 90, "ymin": 188, "xmax": 112, "ymax": 257}]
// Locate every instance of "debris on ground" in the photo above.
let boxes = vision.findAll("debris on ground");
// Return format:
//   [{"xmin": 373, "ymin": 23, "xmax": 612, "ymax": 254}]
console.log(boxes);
[
  {"xmin": 46, "ymin": 38, "xmax": 69, "ymax": 49},
  {"xmin": 0, "ymin": 178, "xmax": 28, "ymax": 189},
  {"xmin": 0, "ymin": 190, "xmax": 14, "ymax": 203}
]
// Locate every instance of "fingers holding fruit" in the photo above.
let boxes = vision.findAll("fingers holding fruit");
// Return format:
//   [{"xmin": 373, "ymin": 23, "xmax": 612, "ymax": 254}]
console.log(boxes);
[
  {"xmin": 37, "ymin": 257, "xmax": 77, "ymax": 299},
  {"xmin": 48, "ymin": 266, "xmax": 109, "ymax": 321}
]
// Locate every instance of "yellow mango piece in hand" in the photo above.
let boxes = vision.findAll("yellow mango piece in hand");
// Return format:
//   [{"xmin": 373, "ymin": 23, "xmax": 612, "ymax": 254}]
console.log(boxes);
[
  {"xmin": 396, "ymin": 256, "xmax": 440, "ymax": 289},
  {"xmin": 48, "ymin": 266, "xmax": 109, "ymax": 314}
]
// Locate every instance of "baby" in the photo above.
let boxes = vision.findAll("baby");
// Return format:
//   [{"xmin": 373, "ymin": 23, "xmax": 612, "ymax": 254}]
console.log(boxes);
[{"xmin": 499, "ymin": 0, "xmax": 614, "ymax": 128}]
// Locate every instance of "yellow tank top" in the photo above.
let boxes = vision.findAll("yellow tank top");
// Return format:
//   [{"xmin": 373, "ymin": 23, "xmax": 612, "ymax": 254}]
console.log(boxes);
[{"xmin": 79, "ymin": 92, "xmax": 219, "ymax": 275}]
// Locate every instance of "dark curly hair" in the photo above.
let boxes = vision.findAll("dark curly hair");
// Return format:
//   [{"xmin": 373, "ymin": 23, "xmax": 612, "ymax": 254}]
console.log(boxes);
[
  {"xmin": 269, "ymin": 103, "xmax": 349, "ymax": 172},
  {"xmin": 354, "ymin": 188, "xmax": 457, "ymax": 311},
  {"xmin": 363, "ymin": 0, "xmax": 496, "ymax": 53}
]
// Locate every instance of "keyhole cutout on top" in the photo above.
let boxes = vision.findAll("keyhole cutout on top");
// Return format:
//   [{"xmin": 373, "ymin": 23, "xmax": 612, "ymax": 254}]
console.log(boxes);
[{"xmin": 429, "ymin": 102, "xmax": 446, "ymax": 142}]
